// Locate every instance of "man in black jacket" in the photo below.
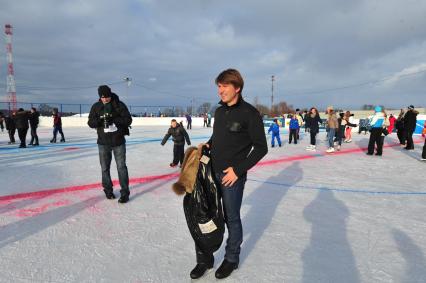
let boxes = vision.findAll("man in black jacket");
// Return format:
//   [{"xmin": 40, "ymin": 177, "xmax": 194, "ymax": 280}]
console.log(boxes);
[
  {"xmin": 14, "ymin": 108, "xmax": 29, "ymax": 148},
  {"xmin": 161, "ymin": 119, "xmax": 191, "ymax": 167},
  {"xmin": 404, "ymin": 105, "xmax": 419, "ymax": 150},
  {"xmin": 5, "ymin": 112, "xmax": 16, "ymax": 144},
  {"xmin": 191, "ymin": 69, "xmax": 268, "ymax": 280},
  {"xmin": 29, "ymin": 107, "xmax": 40, "ymax": 146},
  {"xmin": 88, "ymin": 85, "xmax": 132, "ymax": 203}
]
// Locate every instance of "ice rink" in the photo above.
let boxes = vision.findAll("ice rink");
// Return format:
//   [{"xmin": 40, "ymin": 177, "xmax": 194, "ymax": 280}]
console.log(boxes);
[{"xmin": 1, "ymin": 125, "xmax": 425, "ymax": 282}]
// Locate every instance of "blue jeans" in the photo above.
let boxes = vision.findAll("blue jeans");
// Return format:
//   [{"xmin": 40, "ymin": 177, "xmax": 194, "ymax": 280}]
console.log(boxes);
[
  {"xmin": 271, "ymin": 132, "xmax": 281, "ymax": 147},
  {"xmin": 98, "ymin": 144, "xmax": 129, "ymax": 197},
  {"xmin": 328, "ymin": 128, "xmax": 336, "ymax": 148},
  {"xmin": 216, "ymin": 172, "xmax": 247, "ymax": 264}
]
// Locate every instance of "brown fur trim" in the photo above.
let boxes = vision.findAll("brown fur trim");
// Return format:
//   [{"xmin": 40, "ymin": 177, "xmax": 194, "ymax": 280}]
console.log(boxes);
[{"xmin": 172, "ymin": 146, "xmax": 201, "ymax": 195}]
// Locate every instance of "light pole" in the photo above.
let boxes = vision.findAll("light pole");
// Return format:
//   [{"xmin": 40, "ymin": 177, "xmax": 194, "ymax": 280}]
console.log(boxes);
[
  {"xmin": 123, "ymin": 77, "xmax": 132, "ymax": 103},
  {"xmin": 271, "ymin": 75, "xmax": 275, "ymax": 116}
]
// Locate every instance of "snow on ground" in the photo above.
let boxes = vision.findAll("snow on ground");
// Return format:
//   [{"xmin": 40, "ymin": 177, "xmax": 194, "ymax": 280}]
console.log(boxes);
[{"xmin": 0, "ymin": 126, "xmax": 425, "ymax": 282}]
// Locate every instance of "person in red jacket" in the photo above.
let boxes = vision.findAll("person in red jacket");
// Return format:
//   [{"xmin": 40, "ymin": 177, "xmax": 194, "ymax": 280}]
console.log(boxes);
[
  {"xmin": 387, "ymin": 114, "xmax": 396, "ymax": 135},
  {"xmin": 50, "ymin": 108, "xmax": 65, "ymax": 143}
]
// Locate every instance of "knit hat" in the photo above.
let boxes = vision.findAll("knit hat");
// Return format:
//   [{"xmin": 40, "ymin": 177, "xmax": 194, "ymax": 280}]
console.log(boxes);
[
  {"xmin": 98, "ymin": 85, "xmax": 112, "ymax": 98},
  {"xmin": 408, "ymin": 105, "xmax": 414, "ymax": 110},
  {"xmin": 374, "ymin": 106, "xmax": 382, "ymax": 112}
]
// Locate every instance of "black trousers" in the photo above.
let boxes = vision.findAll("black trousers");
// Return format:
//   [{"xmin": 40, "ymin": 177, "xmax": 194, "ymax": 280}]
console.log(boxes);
[
  {"xmin": 310, "ymin": 130, "xmax": 317, "ymax": 145},
  {"xmin": 30, "ymin": 126, "xmax": 39, "ymax": 144},
  {"xmin": 173, "ymin": 144, "xmax": 185, "ymax": 165},
  {"xmin": 422, "ymin": 139, "xmax": 426, "ymax": 159},
  {"xmin": 8, "ymin": 128, "xmax": 16, "ymax": 143},
  {"xmin": 405, "ymin": 130, "xmax": 414, "ymax": 149},
  {"xmin": 368, "ymin": 128, "xmax": 384, "ymax": 155},
  {"xmin": 397, "ymin": 129, "xmax": 405, "ymax": 145},
  {"xmin": 187, "ymin": 121, "xmax": 192, "ymax": 129},
  {"xmin": 17, "ymin": 128, "xmax": 28, "ymax": 146},
  {"xmin": 289, "ymin": 129, "xmax": 298, "ymax": 144}
]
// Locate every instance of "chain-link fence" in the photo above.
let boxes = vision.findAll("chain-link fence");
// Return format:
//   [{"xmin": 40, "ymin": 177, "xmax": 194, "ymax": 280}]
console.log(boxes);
[{"xmin": 0, "ymin": 102, "xmax": 186, "ymax": 117}]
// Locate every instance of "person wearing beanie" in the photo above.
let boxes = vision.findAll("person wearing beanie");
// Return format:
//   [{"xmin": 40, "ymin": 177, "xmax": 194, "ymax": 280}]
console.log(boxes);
[
  {"xmin": 88, "ymin": 85, "xmax": 133, "ymax": 203},
  {"xmin": 403, "ymin": 105, "xmax": 419, "ymax": 150},
  {"xmin": 29, "ymin": 107, "xmax": 40, "ymax": 146},
  {"xmin": 267, "ymin": 118, "xmax": 282, "ymax": 147},
  {"xmin": 161, "ymin": 119, "xmax": 191, "ymax": 167},
  {"xmin": 366, "ymin": 106, "xmax": 386, "ymax": 156},
  {"xmin": 50, "ymin": 108, "xmax": 66, "ymax": 143},
  {"xmin": 14, "ymin": 108, "xmax": 30, "ymax": 148}
]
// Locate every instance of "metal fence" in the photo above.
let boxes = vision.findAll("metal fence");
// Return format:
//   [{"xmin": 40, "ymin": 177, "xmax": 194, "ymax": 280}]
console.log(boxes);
[{"xmin": 0, "ymin": 101, "xmax": 188, "ymax": 117}]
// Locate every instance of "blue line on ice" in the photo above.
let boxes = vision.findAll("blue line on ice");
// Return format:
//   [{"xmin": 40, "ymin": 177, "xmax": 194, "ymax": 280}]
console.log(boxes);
[
  {"xmin": 0, "ymin": 135, "xmax": 211, "ymax": 152},
  {"xmin": 248, "ymin": 178, "xmax": 426, "ymax": 196}
]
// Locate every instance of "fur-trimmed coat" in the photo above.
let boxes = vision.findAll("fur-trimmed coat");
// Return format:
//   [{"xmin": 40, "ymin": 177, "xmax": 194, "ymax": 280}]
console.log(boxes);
[{"xmin": 172, "ymin": 146, "xmax": 201, "ymax": 195}]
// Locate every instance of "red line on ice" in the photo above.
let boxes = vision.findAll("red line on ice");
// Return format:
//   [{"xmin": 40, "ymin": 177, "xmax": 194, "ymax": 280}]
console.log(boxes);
[{"xmin": 0, "ymin": 173, "xmax": 179, "ymax": 202}]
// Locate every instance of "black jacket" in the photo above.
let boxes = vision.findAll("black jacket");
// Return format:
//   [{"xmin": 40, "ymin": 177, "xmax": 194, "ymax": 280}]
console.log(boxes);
[
  {"xmin": 161, "ymin": 124, "xmax": 191, "ymax": 146},
  {"xmin": 403, "ymin": 110, "xmax": 418, "ymax": 132},
  {"xmin": 87, "ymin": 93, "xmax": 132, "ymax": 146},
  {"xmin": 306, "ymin": 114, "xmax": 322, "ymax": 134},
  {"xmin": 5, "ymin": 116, "xmax": 16, "ymax": 131},
  {"xmin": 14, "ymin": 110, "xmax": 29, "ymax": 129},
  {"xmin": 208, "ymin": 97, "xmax": 267, "ymax": 177},
  {"xmin": 29, "ymin": 111, "xmax": 40, "ymax": 128}
]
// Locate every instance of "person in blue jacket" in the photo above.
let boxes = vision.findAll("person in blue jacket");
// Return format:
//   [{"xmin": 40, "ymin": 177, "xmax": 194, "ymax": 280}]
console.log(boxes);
[
  {"xmin": 289, "ymin": 114, "xmax": 300, "ymax": 144},
  {"xmin": 268, "ymin": 118, "xmax": 282, "ymax": 147}
]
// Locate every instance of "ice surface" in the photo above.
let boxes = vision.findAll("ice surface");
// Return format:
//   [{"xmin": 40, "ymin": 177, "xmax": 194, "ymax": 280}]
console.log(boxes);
[{"xmin": 1, "ymin": 126, "xmax": 425, "ymax": 282}]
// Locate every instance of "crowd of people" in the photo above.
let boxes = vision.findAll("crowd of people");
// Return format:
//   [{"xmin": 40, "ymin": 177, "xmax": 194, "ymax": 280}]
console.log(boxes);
[
  {"xmin": 264, "ymin": 105, "xmax": 425, "ymax": 160},
  {"xmin": 0, "ymin": 107, "xmax": 65, "ymax": 147}
]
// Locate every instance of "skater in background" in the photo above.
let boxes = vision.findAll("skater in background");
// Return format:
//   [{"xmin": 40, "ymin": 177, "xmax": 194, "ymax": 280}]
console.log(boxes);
[
  {"xmin": 395, "ymin": 109, "xmax": 406, "ymax": 146},
  {"xmin": 0, "ymin": 112, "xmax": 4, "ymax": 132},
  {"xmin": 295, "ymin": 108, "xmax": 304, "ymax": 139},
  {"xmin": 88, "ymin": 85, "xmax": 133, "ymax": 203},
  {"xmin": 185, "ymin": 113, "xmax": 192, "ymax": 130},
  {"xmin": 326, "ymin": 106, "xmax": 338, "ymax": 153},
  {"xmin": 303, "ymin": 110, "xmax": 309, "ymax": 132},
  {"xmin": 203, "ymin": 113, "xmax": 208, "ymax": 127},
  {"xmin": 305, "ymin": 107, "xmax": 321, "ymax": 151},
  {"xmin": 358, "ymin": 118, "xmax": 368, "ymax": 135},
  {"xmin": 421, "ymin": 135, "xmax": 426, "ymax": 161},
  {"xmin": 29, "ymin": 107, "xmax": 40, "ymax": 146},
  {"xmin": 5, "ymin": 112, "xmax": 16, "ymax": 144},
  {"xmin": 344, "ymin": 111, "xmax": 356, "ymax": 143},
  {"xmin": 50, "ymin": 108, "xmax": 65, "ymax": 143},
  {"xmin": 267, "ymin": 118, "xmax": 281, "ymax": 147},
  {"xmin": 14, "ymin": 108, "xmax": 30, "ymax": 148},
  {"xmin": 403, "ymin": 105, "xmax": 418, "ymax": 150},
  {"xmin": 367, "ymin": 106, "xmax": 386, "ymax": 156},
  {"xmin": 387, "ymin": 114, "xmax": 396, "ymax": 134},
  {"xmin": 334, "ymin": 113, "xmax": 345, "ymax": 151},
  {"xmin": 288, "ymin": 114, "xmax": 299, "ymax": 144},
  {"xmin": 161, "ymin": 118, "xmax": 191, "ymax": 167},
  {"xmin": 207, "ymin": 113, "xmax": 212, "ymax": 127}
]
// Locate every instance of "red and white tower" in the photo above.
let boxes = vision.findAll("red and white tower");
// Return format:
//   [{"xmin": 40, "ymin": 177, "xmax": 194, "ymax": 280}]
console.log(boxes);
[{"xmin": 5, "ymin": 24, "xmax": 17, "ymax": 112}]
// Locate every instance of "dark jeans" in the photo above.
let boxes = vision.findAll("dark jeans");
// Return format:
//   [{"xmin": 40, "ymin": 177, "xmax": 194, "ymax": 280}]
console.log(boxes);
[
  {"xmin": 8, "ymin": 128, "xmax": 16, "ymax": 143},
  {"xmin": 173, "ymin": 144, "xmax": 185, "ymax": 165},
  {"xmin": 310, "ymin": 130, "xmax": 317, "ymax": 145},
  {"xmin": 289, "ymin": 129, "xmax": 298, "ymax": 144},
  {"xmin": 216, "ymin": 171, "xmax": 247, "ymax": 264},
  {"xmin": 405, "ymin": 129, "xmax": 414, "ymax": 149},
  {"xmin": 17, "ymin": 128, "xmax": 28, "ymax": 146},
  {"xmin": 368, "ymin": 128, "xmax": 384, "ymax": 155},
  {"xmin": 53, "ymin": 125, "xmax": 65, "ymax": 141},
  {"xmin": 328, "ymin": 128, "xmax": 336, "ymax": 148},
  {"xmin": 187, "ymin": 121, "xmax": 192, "ymax": 130},
  {"xmin": 397, "ymin": 129, "xmax": 405, "ymax": 145},
  {"xmin": 30, "ymin": 126, "xmax": 39, "ymax": 144},
  {"xmin": 98, "ymin": 144, "xmax": 130, "ymax": 197},
  {"xmin": 422, "ymin": 139, "xmax": 426, "ymax": 159}
]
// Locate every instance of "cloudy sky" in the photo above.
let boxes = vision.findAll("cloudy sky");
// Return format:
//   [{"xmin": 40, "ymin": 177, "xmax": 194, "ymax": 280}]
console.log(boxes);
[{"xmin": 0, "ymin": 0, "xmax": 425, "ymax": 110}]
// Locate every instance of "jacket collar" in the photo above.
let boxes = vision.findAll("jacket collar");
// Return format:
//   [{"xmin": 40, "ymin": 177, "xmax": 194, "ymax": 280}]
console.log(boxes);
[{"xmin": 218, "ymin": 94, "xmax": 243, "ymax": 108}]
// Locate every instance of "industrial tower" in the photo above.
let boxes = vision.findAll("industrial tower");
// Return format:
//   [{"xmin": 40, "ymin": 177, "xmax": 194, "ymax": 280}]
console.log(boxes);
[{"xmin": 5, "ymin": 24, "xmax": 17, "ymax": 112}]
